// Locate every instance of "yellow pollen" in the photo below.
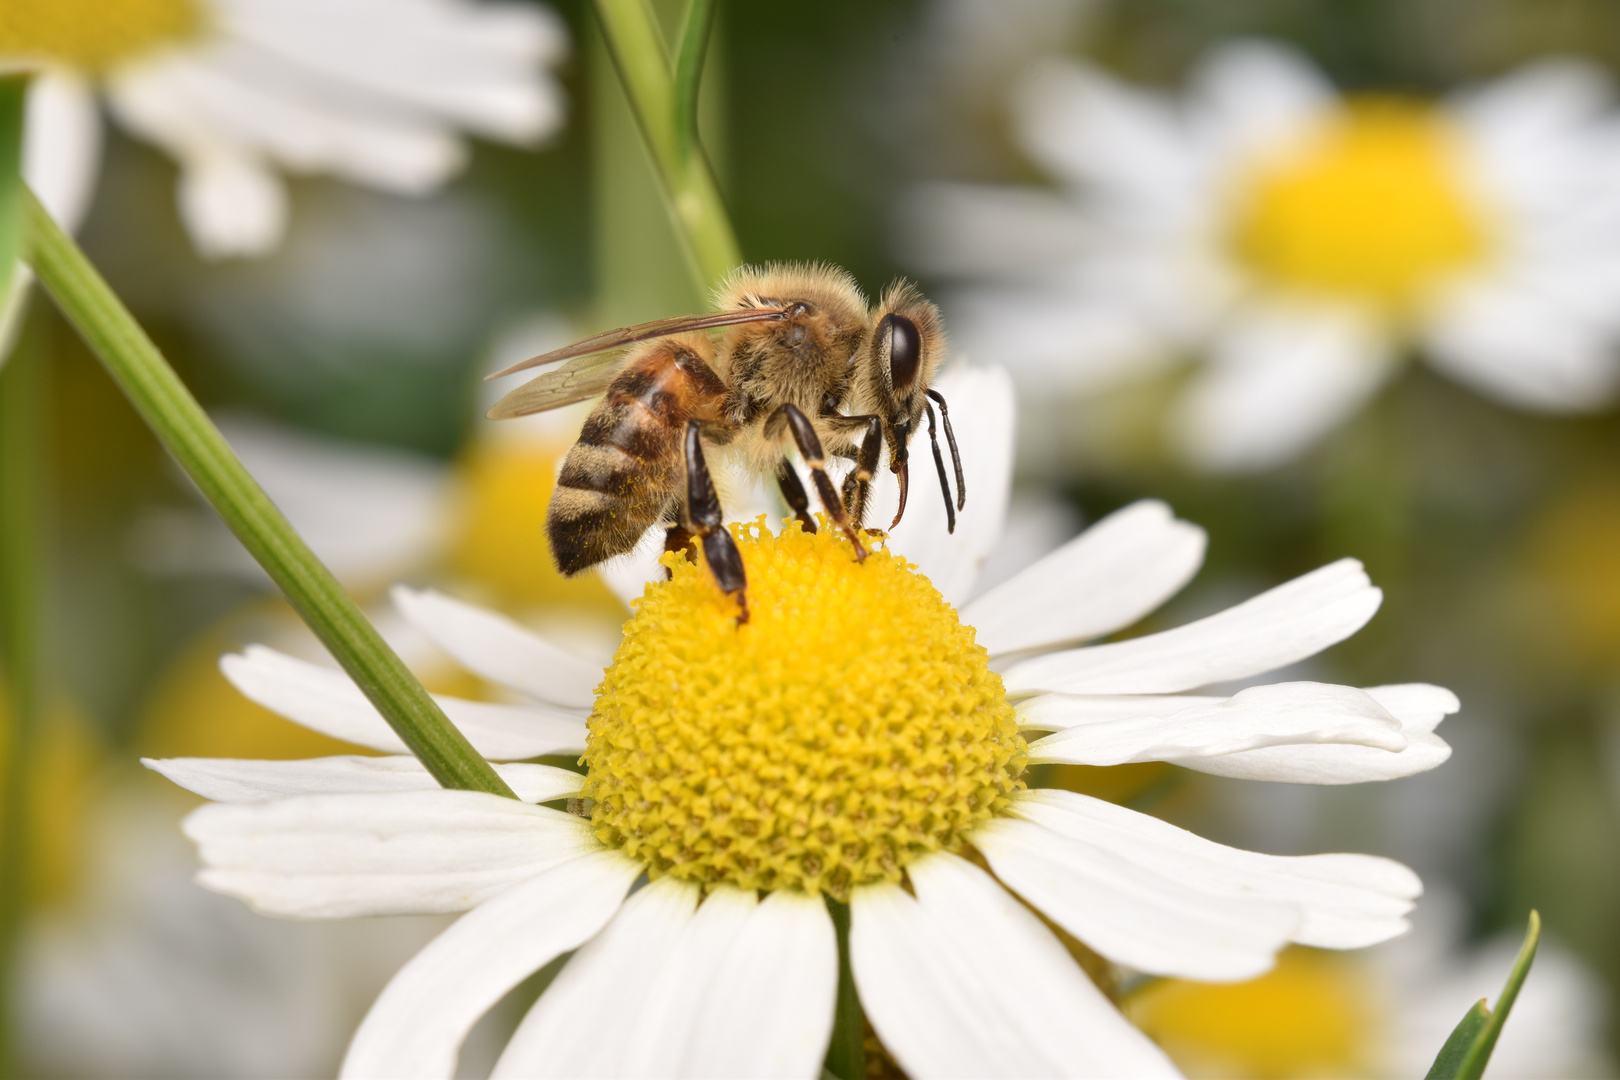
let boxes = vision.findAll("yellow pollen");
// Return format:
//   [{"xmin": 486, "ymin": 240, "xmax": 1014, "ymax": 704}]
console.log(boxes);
[
  {"xmin": 1126, "ymin": 947, "xmax": 1377, "ymax": 1078},
  {"xmin": 581, "ymin": 518, "xmax": 1026, "ymax": 901},
  {"xmin": 0, "ymin": 0, "xmax": 205, "ymax": 73},
  {"xmin": 1229, "ymin": 99, "xmax": 1491, "ymax": 309}
]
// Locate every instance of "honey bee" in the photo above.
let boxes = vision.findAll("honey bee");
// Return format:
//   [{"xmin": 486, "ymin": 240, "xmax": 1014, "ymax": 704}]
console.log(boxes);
[{"xmin": 485, "ymin": 263, "xmax": 965, "ymax": 623}]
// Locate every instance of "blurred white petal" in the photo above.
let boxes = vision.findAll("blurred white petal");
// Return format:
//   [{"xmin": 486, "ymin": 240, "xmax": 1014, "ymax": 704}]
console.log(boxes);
[
  {"xmin": 1178, "ymin": 301, "xmax": 1397, "ymax": 471},
  {"xmin": 145, "ymin": 754, "xmax": 583, "ymax": 804}
]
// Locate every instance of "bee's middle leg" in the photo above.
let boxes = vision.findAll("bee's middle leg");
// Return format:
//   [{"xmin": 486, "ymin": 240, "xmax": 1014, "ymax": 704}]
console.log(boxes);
[
  {"xmin": 765, "ymin": 404, "xmax": 867, "ymax": 561},
  {"xmin": 682, "ymin": 420, "xmax": 749, "ymax": 624}
]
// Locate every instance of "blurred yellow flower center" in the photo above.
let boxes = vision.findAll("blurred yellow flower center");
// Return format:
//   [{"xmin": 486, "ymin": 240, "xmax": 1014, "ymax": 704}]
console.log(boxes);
[
  {"xmin": 1126, "ymin": 947, "xmax": 1377, "ymax": 1078},
  {"xmin": 581, "ymin": 519, "xmax": 1026, "ymax": 901},
  {"xmin": 1230, "ymin": 100, "xmax": 1491, "ymax": 308},
  {"xmin": 0, "ymin": 0, "xmax": 204, "ymax": 72}
]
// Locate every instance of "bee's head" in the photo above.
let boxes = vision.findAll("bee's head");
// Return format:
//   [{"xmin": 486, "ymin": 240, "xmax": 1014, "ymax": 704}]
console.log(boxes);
[{"xmin": 863, "ymin": 281, "xmax": 945, "ymax": 473}]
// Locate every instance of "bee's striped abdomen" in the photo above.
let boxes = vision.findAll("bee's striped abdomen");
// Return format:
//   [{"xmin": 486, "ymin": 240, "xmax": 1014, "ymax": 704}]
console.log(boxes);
[{"xmin": 546, "ymin": 341, "xmax": 727, "ymax": 575}]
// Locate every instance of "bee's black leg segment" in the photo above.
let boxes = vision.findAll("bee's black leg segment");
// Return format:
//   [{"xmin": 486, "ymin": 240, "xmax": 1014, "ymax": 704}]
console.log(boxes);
[
  {"xmin": 925, "ymin": 402, "xmax": 957, "ymax": 534},
  {"xmin": 767, "ymin": 403, "xmax": 867, "ymax": 561},
  {"xmin": 775, "ymin": 459, "xmax": 816, "ymax": 534},
  {"xmin": 925, "ymin": 389, "xmax": 965, "ymax": 511},
  {"xmin": 840, "ymin": 415, "xmax": 883, "ymax": 531},
  {"xmin": 683, "ymin": 420, "xmax": 749, "ymax": 623}
]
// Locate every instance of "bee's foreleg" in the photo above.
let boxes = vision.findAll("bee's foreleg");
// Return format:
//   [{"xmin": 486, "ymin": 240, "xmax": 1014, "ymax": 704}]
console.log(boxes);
[
  {"xmin": 834, "ymin": 416, "xmax": 883, "ymax": 531},
  {"xmin": 683, "ymin": 420, "xmax": 749, "ymax": 624},
  {"xmin": 775, "ymin": 460, "xmax": 817, "ymax": 534},
  {"xmin": 767, "ymin": 404, "xmax": 867, "ymax": 562}
]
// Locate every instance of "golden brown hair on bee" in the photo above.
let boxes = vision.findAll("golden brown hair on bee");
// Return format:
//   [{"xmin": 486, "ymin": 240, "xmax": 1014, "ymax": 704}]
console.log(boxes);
[{"xmin": 547, "ymin": 335, "xmax": 728, "ymax": 575}]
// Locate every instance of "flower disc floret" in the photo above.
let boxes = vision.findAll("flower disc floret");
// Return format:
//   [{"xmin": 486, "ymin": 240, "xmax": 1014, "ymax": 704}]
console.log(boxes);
[{"xmin": 581, "ymin": 518, "xmax": 1026, "ymax": 900}]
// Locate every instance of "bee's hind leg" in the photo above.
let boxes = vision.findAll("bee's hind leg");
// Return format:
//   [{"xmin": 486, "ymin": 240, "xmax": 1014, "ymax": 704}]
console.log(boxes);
[
  {"xmin": 661, "ymin": 522, "xmax": 697, "ymax": 576},
  {"xmin": 683, "ymin": 420, "xmax": 749, "ymax": 624},
  {"xmin": 765, "ymin": 404, "xmax": 867, "ymax": 561}
]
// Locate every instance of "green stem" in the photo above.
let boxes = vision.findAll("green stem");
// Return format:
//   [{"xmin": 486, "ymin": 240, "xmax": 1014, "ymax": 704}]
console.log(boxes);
[
  {"xmin": 672, "ymin": 0, "xmax": 716, "ymax": 164},
  {"xmin": 823, "ymin": 898, "xmax": 865, "ymax": 1080},
  {"xmin": 593, "ymin": 0, "xmax": 741, "ymax": 293},
  {"xmin": 19, "ymin": 186, "xmax": 514, "ymax": 799},
  {"xmin": 0, "ymin": 72, "xmax": 34, "ymax": 1079},
  {"xmin": 0, "ymin": 312, "xmax": 43, "ymax": 1080}
]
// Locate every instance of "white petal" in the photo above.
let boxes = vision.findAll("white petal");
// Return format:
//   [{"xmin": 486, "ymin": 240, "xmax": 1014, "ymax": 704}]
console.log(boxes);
[
  {"xmin": 871, "ymin": 365, "xmax": 1016, "ymax": 606},
  {"xmin": 1177, "ymin": 730, "xmax": 1452, "ymax": 783},
  {"xmin": 851, "ymin": 854, "xmax": 1178, "ymax": 1078},
  {"xmin": 144, "ymin": 755, "xmax": 583, "ymax": 804},
  {"xmin": 492, "ymin": 875, "xmax": 701, "ymax": 1078},
  {"xmin": 620, "ymin": 886, "xmax": 760, "ymax": 1076},
  {"xmin": 1364, "ymin": 683, "xmax": 1461, "ymax": 736},
  {"xmin": 23, "ymin": 68, "xmax": 103, "ymax": 234},
  {"xmin": 1013, "ymin": 789, "xmax": 1421, "ymax": 949},
  {"xmin": 1014, "ymin": 59, "xmax": 1197, "ymax": 204},
  {"xmin": 1187, "ymin": 39, "xmax": 1335, "ymax": 159},
  {"xmin": 341, "ymin": 849, "xmax": 639, "ymax": 1080},
  {"xmin": 1177, "ymin": 301, "xmax": 1397, "ymax": 472},
  {"xmin": 176, "ymin": 151, "xmax": 289, "ymax": 259},
  {"xmin": 1025, "ymin": 681, "xmax": 1406, "ymax": 766},
  {"xmin": 1001, "ymin": 558, "xmax": 1382, "ymax": 696},
  {"xmin": 220, "ymin": 0, "xmax": 570, "ymax": 143},
  {"xmin": 972, "ymin": 815, "xmax": 1300, "ymax": 980},
  {"xmin": 963, "ymin": 500, "xmax": 1206, "ymax": 658},
  {"xmin": 1168, "ymin": 681, "xmax": 1458, "ymax": 783},
  {"xmin": 391, "ymin": 586, "xmax": 602, "ymax": 709},
  {"xmin": 220, "ymin": 645, "xmax": 588, "ymax": 760},
  {"xmin": 1423, "ymin": 278, "xmax": 1620, "ymax": 412},
  {"xmin": 184, "ymin": 788, "xmax": 599, "ymax": 917},
  {"xmin": 673, "ymin": 890, "xmax": 838, "ymax": 1079}
]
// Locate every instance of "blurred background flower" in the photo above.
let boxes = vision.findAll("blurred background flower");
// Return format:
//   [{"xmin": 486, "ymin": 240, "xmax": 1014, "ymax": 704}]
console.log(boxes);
[
  {"xmin": 908, "ymin": 40, "xmax": 1620, "ymax": 472},
  {"xmin": 5, "ymin": 0, "xmax": 1620, "ymax": 1075}
]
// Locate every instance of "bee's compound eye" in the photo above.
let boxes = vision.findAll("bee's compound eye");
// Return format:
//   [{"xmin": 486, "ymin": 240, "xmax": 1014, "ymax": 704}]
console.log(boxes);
[{"xmin": 883, "ymin": 313, "xmax": 923, "ymax": 391}]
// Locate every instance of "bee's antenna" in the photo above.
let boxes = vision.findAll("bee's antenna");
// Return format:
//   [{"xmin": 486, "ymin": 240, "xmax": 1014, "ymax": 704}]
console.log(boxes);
[
  {"xmin": 926, "ymin": 389, "xmax": 965, "ymax": 511},
  {"xmin": 924, "ymin": 401, "xmax": 957, "ymax": 534}
]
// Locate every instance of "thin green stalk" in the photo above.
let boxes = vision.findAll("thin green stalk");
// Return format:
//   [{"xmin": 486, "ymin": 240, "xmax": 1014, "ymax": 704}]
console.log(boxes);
[
  {"xmin": 0, "ymin": 72, "xmax": 34, "ymax": 1079},
  {"xmin": 823, "ymin": 899, "xmax": 865, "ymax": 1080},
  {"xmin": 593, "ymin": 0, "xmax": 740, "ymax": 292},
  {"xmin": 0, "ymin": 313, "xmax": 43, "ymax": 1080},
  {"xmin": 672, "ymin": 0, "xmax": 716, "ymax": 164},
  {"xmin": 20, "ymin": 186, "xmax": 514, "ymax": 799}
]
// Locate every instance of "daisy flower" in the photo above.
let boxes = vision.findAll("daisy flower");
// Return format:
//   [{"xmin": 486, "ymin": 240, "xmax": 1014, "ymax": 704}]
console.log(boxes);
[
  {"xmin": 145, "ymin": 367, "xmax": 1456, "ymax": 1077},
  {"xmin": 4, "ymin": 0, "xmax": 568, "ymax": 259},
  {"xmin": 1125, "ymin": 893, "xmax": 1612, "ymax": 1078},
  {"xmin": 913, "ymin": 40, "xmax": 1620, "ymax": 471}
]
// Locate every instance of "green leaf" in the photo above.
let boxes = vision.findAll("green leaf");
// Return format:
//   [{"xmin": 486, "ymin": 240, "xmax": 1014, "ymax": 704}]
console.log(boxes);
[
  {"xmin": 0, "ymin": 74, "xmax": 27, "ymax": 307},
  {"xmin": 1424, "ymin": 910, "xmax": 1542, "ymax": 1080}
]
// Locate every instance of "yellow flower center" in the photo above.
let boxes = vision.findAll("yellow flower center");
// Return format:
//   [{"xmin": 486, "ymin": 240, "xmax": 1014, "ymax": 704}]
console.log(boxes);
[
  {"xmin": 581, "ymin": 519, "xmax": 1026, "ymax": 901},
  {"xmin": 1126, "ymin": 947, "xmax": 1378, "ymax": 1078},
  {"xmin": 0, "ymin": 0, "xmax": 205, "ymax": 72},
  {"xmin": 1229, "ymin": 99, "xmax": 1491, "ymax": 309}
]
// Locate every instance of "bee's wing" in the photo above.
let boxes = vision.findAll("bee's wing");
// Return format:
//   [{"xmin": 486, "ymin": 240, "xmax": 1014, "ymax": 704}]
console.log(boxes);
[
  {"xmin": 486, "ymin": 352, "xmax": 632, "ymax": 420},
  {"xmin": 483, "ymin": 307, "xmax": 790, "ymax": 381}
]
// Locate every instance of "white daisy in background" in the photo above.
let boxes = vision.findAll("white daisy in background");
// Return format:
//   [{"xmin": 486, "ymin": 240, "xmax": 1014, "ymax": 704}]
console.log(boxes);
[
  {"xmin": 1126, "ymin": 890, "xmax": 1612, "ymax": 1079},
  {"xmin": 4, "ymin": 0, "xmax": 568, "ymax": 259},
  {"xmin": 144, "ymin": 366, "xmax": 1457, "ymax": 1078},
  {"xmin": 909, "ymin": 40, "xmax": 1620, "ymax": 471}
]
